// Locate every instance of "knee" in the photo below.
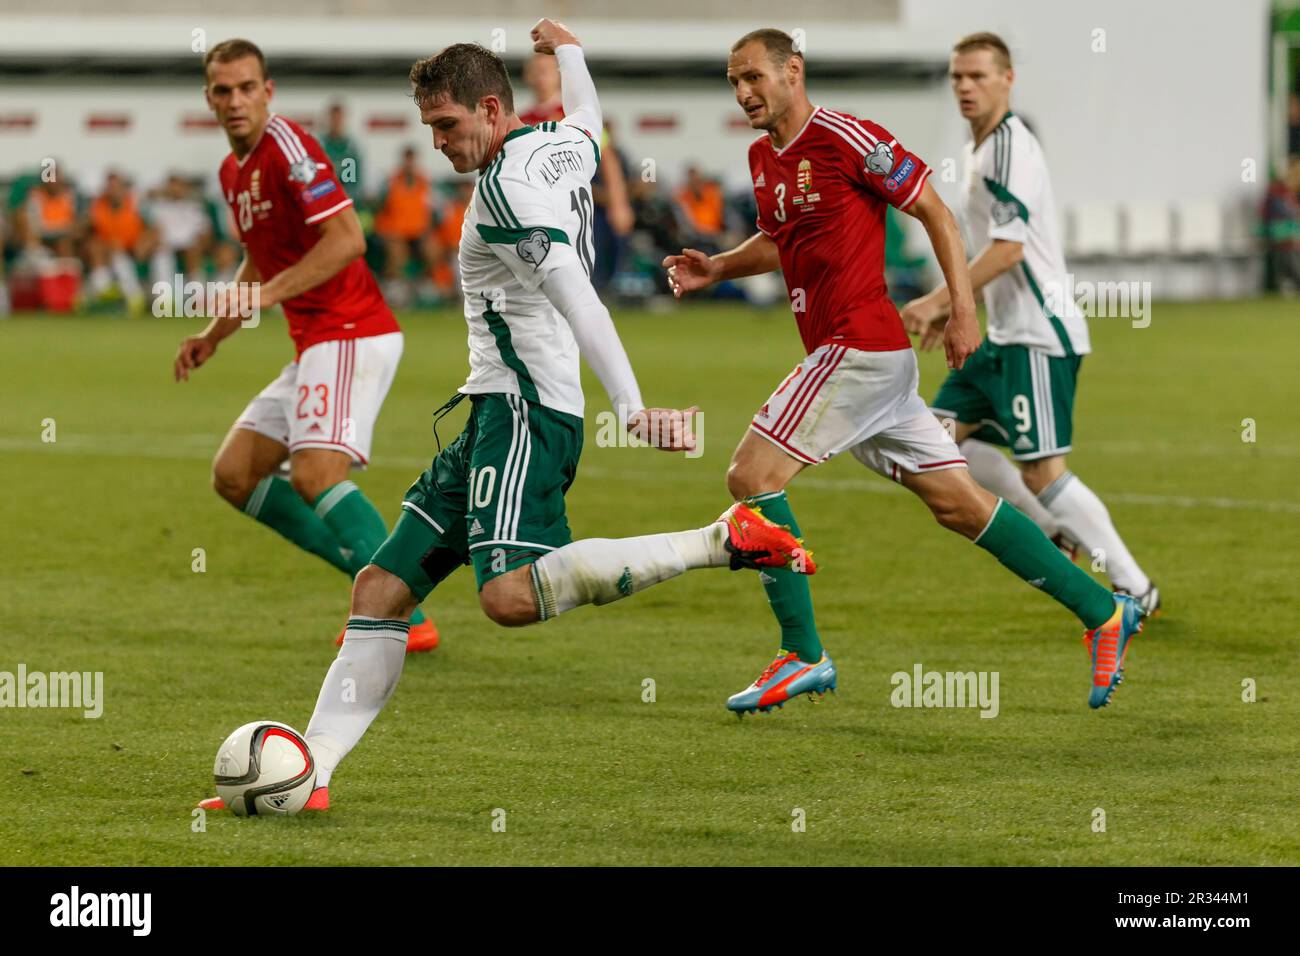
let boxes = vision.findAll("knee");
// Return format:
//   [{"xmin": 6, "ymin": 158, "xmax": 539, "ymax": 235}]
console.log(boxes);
[
  {"xmin": 212, "ymin": 457, "xmax": 257, "ymax": 508},
  {"xmin": 352, "ymin": 564, "xmax": 415, "ymax": 620},
  {"xmin": 289, "ymin": 467, "xmax": 331, "ymax": 506},
  {"xmin": 727, "ymin": 460, "xmax": 775, "ymax": 501},
  {"xmin": 1019, "ymin": 463, "xmax": 1051, "ymax": 495},
  {"xmin": 478, "ymin": 576, "xmax": 537, "ymax": 628}
]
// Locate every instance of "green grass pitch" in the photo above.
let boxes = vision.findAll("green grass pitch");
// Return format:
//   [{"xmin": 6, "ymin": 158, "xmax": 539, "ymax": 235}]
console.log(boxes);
[{"xmin": 1, "ymin": 300, "xmax": 1297, "ymax": 865}]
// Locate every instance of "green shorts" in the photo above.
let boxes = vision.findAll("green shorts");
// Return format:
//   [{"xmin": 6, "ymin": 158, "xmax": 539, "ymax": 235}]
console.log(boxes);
[
  {"xmin": 370, "ymin": 392, "xmax": 584, "ymax": 599},
  {"xmin": 931, "ymin": 338, "xmax": 1081, "ymax": 461}
]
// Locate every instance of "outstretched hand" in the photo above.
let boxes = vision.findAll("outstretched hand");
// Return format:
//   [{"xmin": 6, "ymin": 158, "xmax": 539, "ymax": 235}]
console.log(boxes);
[
  {"xmin": 628, "ymin": 405, "xmax": 700, "ymax": 452},
  {"xmin": 661, "ymin": 249, "xmax": 718, "ymax": 298}
]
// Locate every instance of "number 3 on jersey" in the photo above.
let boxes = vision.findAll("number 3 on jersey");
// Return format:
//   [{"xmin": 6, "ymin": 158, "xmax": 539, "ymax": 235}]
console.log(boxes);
[{"xmin": 773, "ymin": 182, "xmax": 787, "ymax": 223}]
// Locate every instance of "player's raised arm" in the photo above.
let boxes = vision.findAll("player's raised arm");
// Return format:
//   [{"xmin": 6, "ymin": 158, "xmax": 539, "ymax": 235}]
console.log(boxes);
[
  {"xmin": 898, "ymin": 181, "xmax": 980, "ymax": 370},
  {"xmin": 662, "ymin": 231, "xmax": 782, "ymax": 298},
  {"xmin": 531, "ymin": 19, "xmax": 602, "ymax": 136}
]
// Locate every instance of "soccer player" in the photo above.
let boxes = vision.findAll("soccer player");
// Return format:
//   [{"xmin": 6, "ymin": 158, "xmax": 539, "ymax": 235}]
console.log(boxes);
[
  {"xmin": 663, "ymin": 28, "xmax": 1142, "ymax": 713},
  {"xmin": 173, "ymin": 38, "xmax": 439, "ymax": 652},
  {"xmin": 197, "ymin": 20, "xmax": 809, "ymax": 812},
  {"xmin": 901, "ymin": 32, "xmax": 1159, "ymax": 615}
]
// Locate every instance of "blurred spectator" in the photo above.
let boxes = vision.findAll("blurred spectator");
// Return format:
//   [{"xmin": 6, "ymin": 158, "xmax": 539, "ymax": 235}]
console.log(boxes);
[
  {"xmin": 674, "ymin": 165, "xmax": 726, "ymax": 250},
  {"xmin": 428, "ymin": 180, "xmax": 473, "ymax": 299},
  {"xmin": 373, "ymin": 146, "xmax": 433, "ymax": 306},
  {"xmin": 19, "ymin": 175, "xmax": 80, "ymax": 259},
  {"xmin": 521, "ymin": 51, "xmax": 634, "ymax": 289},
  {"xmin": 146, "ymin": 173, "xmax": 211, "ymax": 289},
  {"xmin": 1262, "ymin": 155, "xmax": 1300, "ymax": 296},
  {"xmin": 85, "ymin": 170, "xmax": 148, "ymax": 310},
  {"xmin": 321, "ymin": 102, "xmax": 365, "ymax": 201}
]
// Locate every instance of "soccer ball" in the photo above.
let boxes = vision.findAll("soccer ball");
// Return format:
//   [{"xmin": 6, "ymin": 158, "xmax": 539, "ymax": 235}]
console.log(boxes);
[{"xmin": 213, "ymin": 721, "xmax": 316, "ymax": 817}]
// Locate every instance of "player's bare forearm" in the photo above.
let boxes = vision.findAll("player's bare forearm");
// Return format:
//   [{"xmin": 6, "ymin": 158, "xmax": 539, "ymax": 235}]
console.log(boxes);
[
  {"xmin": 714, "ymin": 232, "xmax": 781, "ymax": 281},
  {"xmin": 198, "ymin": 255, "xmax": 260, "ymax": 343},
  {"xmin": 912, "ymin": 239, "xmax": 1022, "ymax": 320},
  {"xmin": 257, "ymin": 208, "xmax": 367, "ymax": 309},
  {"xmin": 905, "ymin": 184, "xmax": 979, "ymax": 368}
]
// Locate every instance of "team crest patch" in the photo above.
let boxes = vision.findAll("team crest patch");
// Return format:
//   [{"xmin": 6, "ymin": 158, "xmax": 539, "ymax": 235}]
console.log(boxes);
[
  {"xmin": 288, "ymin": 156, "xmax": 323, "ymax": 185},
  {"xmin": 992, "ymin": 199, "xmax": 1019, "ymax": 225},
  {"xmin": 796, "ymin": 158, "xmax": 812, "ymax": 193},
  {"xmin": 865, "ymin": 141, "xmax": 895, "ymax": 176},
  {"xmin": 516, "ymin": 228, "xmax": 552, "ymax": 269}
]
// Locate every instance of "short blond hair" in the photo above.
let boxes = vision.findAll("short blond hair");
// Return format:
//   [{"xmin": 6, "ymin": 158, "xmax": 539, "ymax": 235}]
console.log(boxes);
[{"xmin": 952, "ymin": 32, "xmax": 1012, "ymax": 71}]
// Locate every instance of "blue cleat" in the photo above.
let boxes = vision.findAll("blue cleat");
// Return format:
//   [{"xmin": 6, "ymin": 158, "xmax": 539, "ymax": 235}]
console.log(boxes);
[
  {"xmin": 727, "ymin": 650, "xmax": 837, "ymax": 716},
  {"xmin": 1084, "ymin": 594, "xmax": 1143, "ymax": 709}
]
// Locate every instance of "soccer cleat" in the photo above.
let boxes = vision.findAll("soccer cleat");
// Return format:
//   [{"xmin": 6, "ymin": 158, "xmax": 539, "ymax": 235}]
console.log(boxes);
[
  {"xmin": 195, "ymin": 787, "xmax": 329, "ymax": 812},
  {"xmin": 1117, "ymin": 583, "xmax": 1162, "ymax": 619},
  {"xmin": 406, "ymin": 618, "xmax": 440, "ymax": 652},
  {"xmin": 335, "ymin": 618, "xmax": 440, "ymax": 653},
  {"xmin": 1083, "ymin": 594, "xmax": 1143, "ymax": 709},
  {"xmin": 719, "ymin": 502, "xmax": 817, "ymax": 574},
  {"xmin": 727, "ymin": 650, "xmax": 837, "ymax": 715}
]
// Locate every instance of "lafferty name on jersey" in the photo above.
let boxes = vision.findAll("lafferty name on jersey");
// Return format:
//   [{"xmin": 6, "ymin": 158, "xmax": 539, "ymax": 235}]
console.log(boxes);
[{"xmin": 534, "ymin": 148, "xmax": 586, "ymax": 188}]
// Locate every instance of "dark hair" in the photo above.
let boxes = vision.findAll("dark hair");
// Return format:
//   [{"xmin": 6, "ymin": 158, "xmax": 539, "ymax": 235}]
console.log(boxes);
[
  {"xmin": 204, "ymin": 38, "xmax": 270, "ymax": 82},
  {"xmin": 731, "ymin": 28, "xmax": 803, "ymax": 68},
  {"xmin": 409, "ymin": 43, "xmax": 514, "ymax": 113},
  {"xmin": 952, "ymin": 32, "xmax": 1013, "ymax": 71}
]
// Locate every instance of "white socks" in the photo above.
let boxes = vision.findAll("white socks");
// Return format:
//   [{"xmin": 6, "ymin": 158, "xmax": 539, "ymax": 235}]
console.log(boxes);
[
  {"xmin": 1038, "ymin": 471, "xmax": 1150, "ymax": 595},
  {"xmin": 960, "ymin": 439, "xmax": 1060, "ymax": 538},
  {"xmin": 304, "ymin": 617, "xmax": 408, "ymax": 789},
  {"xmin": 531, "ymin": 525, "xmax": 729, "ymax": 620}
]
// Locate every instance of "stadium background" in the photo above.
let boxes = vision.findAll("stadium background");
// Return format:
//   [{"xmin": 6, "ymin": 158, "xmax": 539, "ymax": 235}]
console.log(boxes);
[{"xmin": 0, "ymin": 0, "xmax": 1292, "ymax": 310}]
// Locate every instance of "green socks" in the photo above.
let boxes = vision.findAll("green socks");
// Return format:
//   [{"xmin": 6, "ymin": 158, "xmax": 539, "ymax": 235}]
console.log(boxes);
[
  {"xmin": 747, "ymin": 491, "xmax": 823, "ymax": 663},
  {"xmin": 312, "ymin": 481, "xmax": 431, "ymax": 628},
  {"xmin": 974, "ymin": 498, "xmax": 1115, "ymax": 630},
  {"xmin": 244, "ymin": 476, "xmax": 352, "ymax": 574}
]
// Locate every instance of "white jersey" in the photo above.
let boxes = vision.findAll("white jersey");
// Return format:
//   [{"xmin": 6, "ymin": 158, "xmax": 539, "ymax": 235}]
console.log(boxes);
[
  {"xmin": 457, "ymin": 119, "xmax": 601, "ymax": 418},
  {"xmin": 960, "ymin": 112, "xmax": 1090, "ymax": 357}
]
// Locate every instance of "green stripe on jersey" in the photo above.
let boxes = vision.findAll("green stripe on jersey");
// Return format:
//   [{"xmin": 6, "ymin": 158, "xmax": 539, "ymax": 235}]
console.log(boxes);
[
  {"xmin": 482, "ymin": 299, "xmax": 541, "ymax": 404},
  {"xmin": 984, "ymin": 177, "xmax": 1029, "ymax": 222},
  {"xmin": 475, "ymin": 224, "xmax": 570, "ymax": 245},
  {"xmin": 1020, "ymin": 262, "xmax": 1076, "ymax": 357},
  {"xmin": 488, "ymin": 157, "xmax": 520, "ymax": 228}
]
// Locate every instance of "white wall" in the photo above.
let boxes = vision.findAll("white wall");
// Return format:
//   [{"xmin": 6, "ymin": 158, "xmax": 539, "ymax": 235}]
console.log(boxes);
[{"xmin": 0, "ymin": 0, "xmax": 1272, "ymax": 215}]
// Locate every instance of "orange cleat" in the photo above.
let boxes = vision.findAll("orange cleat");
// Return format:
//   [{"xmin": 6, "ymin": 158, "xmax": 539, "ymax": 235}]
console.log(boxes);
[
  {"xmin": 405, "ymin": 617, "xmax": 440, "ymax": 653},
  {"xmin": 335, "ymin": 618, "xmax": 440, "ymax": 653},
  {"xmin": 719, "ymin": 502, "xmax": 817, "ymax": 574},
  {"xmin": 195, "ymin": 787, "xmax": 329, "ymax": 812}
]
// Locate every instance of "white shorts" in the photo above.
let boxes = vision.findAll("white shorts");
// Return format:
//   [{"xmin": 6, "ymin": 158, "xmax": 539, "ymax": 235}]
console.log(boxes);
[
  {"xmin": 750, "ymin": 344, "xmax": 967, "ymax": 480},
  {"xmin": 233, "ymin": 331, "xmax": 403, "ymax": 467}
]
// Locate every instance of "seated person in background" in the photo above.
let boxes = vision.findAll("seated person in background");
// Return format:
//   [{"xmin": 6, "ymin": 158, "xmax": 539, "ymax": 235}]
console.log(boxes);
[
  {"xmin": 673, "ymin": 165, "xmax": 725, "ymax": 251},
  {"xmin": 372, "ymin": 146, "xmax": 432, "ymax": 306},
  {"xmin": 19, "ymin": 175, "xmax": 80, "ymax": 260},
  {"xmin": 85, "ymin": 170, "xmax": 149, "ymax": 310},
  {"xmin": 146, "ymin": 173, "xmax": 211, "ymax": 289}
]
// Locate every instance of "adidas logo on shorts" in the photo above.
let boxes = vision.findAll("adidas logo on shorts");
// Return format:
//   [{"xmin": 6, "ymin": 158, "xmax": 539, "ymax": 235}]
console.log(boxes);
[
  {"xmin": 1014, "ymin": 435, "xmax": 1034, "ymax": 451},
  {"xmin": 468, "ymin": 518, "xmax": 485, "ymax": 537}
]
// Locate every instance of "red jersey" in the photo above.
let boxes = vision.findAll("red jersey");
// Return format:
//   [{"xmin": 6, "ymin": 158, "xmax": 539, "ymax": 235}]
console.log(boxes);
[
  {"xmin": 219, "ymin": 114, "xmax": 398, "ymax": 356},
  {"xmin": 750, "ymin": 106, "xmax": 931, "ymax": 354},
  {"xmin": 519, "ymin": 99, "xmax": 565, "ymax": 126}
]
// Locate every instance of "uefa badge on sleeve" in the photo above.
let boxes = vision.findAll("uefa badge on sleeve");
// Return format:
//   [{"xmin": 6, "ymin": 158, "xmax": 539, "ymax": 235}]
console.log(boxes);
[{"xmin": 516, "ymin": 228, "xmax": 552, "ymax": 270}]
